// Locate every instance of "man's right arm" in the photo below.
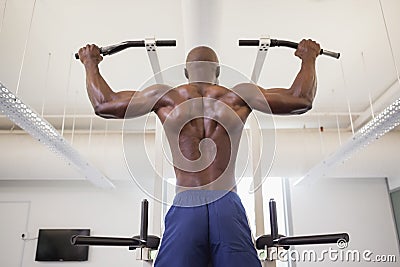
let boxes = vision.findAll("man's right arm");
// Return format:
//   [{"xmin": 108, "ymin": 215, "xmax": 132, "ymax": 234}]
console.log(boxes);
[{"xmin": 79, "ymin": 44, "xmax": 171, "ymax": 119}]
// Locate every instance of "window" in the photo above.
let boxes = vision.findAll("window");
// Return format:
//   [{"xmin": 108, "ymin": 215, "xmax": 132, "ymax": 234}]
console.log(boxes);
[
  {"xmin": 237, "ymin": 177, "xmax": 289, "ymax": 267},
  {"xmin": 236, "ymin": 177, "xmax": 286, "ymax": 237}
]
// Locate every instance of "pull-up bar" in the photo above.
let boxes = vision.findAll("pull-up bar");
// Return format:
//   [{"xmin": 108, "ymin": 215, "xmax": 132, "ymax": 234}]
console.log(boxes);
[
  {"xmin": 239, "ymin": 38, "xmax": 340, "ymax": 59},
  {"xmin": 74, "ymin": 39, "xmax": 177, "ymax": 59},
  {"xmin": 239, "ymin": 37, "xmax": 340, "ymax": 83}
]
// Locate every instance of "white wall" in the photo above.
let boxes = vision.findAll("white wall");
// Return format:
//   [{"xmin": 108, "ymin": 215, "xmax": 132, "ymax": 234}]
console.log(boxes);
[
  {"xmin": 0, "ymin": 129, "xmax": 399, "ymax": 266},
  {"xmin": 1, "ymin": 174, "xmax": 398, "ymax": 267},
  {"xmin": 289, "ymin": 178, "xmax": 399, "ymax": 266},
  {"xmin": 0, "ymin": 180, "xmax": 151, "ymax": 267},
  {"xmin": 266, "ymin": 130, "xmax": 400, "ymax": 188},
  {"xmin": 1, "ymin": 130, "xmax": 399, "ymax": 186}
]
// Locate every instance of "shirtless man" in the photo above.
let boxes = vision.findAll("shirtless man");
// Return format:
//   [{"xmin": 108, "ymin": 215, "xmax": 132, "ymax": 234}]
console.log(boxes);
[{"xmin": 78, "ymin": 39, "xmax": 320, "ymax": 267}]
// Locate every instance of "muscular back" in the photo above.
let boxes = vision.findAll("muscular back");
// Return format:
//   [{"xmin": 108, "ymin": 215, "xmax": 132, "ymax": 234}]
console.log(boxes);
[
  {"xmin": 155, "ymin": 84, "xmax": 251, "ymax": 190},
  {"xmin": 79, "ymin": 42, "xmax": 320, "ymax": 190}
]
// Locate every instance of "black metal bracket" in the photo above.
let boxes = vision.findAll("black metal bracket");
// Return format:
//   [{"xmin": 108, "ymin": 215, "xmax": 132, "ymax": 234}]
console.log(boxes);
[
  {"xmin": 256, "ymin": 198, "xmax": 349, "ymax": 250},
  {"xmin": 71, "ymin": 199, "xmax": 160, "ymax": 251}
]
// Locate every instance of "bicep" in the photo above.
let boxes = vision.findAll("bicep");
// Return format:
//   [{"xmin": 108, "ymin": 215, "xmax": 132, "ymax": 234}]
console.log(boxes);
[
  {"xmin": 233, "ymin": 83, "xmax": 311, "ymax": 115},
  {"xmin": 262, "ymin": 91, "xmax": 312, "ymax": 115},
  {"xmin": 233, "ymin": 83, "xmax": 290, "ymax": 114},
  {"xmin": 95, "ymin": 90, "xmax": 135, "ymax": 119},
  {"xmin": 253, "ymin": 87, "xmax": 297, "ymax": 114}
]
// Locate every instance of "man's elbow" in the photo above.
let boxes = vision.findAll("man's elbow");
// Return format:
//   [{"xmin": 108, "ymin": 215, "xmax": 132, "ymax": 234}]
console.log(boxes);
[
  {"xmin": 290, "ymin": 102, "xmax": 313, "ymax": 115},
  {"xmin": 94, "ymin": 104, "xmax": 123, "ymax": 119}
]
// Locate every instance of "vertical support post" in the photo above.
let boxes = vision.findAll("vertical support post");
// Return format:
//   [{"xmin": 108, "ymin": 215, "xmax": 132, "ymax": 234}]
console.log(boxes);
[
  {"xmin": 140, "ymin": 199, "xmax": 148, "ymax": 242},
  {"xmin": 248, "ymin": 36, "xmax": 270, "ymax": 262},
  {"xmin": 283, "ymin": 178, "xmax": 297, "ymax": 267},
  {"xmin": 138, "ymin": 200, "xmax": 152, "ymax": 267},
  {"xmin": 264, "ymin": 248, "xmax": 277, "ymax": 267},
  {"xmin": 145, "ymin": 37, "xmax": 164, "ymax": 84},
  {"xmin": 249, "ymin": 115, "xmax": 265, "ymax": 237},
  {"xmin": 251, "ymin": 37, "xmax": 270, "ymax": 83},
  {"xmin": 263, "ymin": 261, "xmax": 277, "ymax": 267},
  {"xmin": 269, "ymin": 199, "xmax": 278, "ymax": 240},
  {"xmin": 144, "ymin": 38, "xmax": 165, "ymax": 236},
  {"xmin": 152, "ymin": 106, "xmax": 164, "ymax": 237}
]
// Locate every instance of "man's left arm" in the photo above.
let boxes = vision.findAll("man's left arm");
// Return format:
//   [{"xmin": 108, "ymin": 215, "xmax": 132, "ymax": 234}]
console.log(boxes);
[{"xmin": 234, "ymin": 39, "xmax": 320, "ymax": 115}]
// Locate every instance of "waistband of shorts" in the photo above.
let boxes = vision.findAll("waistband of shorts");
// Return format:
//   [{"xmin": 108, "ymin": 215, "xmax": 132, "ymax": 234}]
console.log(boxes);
[{"xmin": 172, "ymin": 190, "xmax": 238, "ymax": 207}]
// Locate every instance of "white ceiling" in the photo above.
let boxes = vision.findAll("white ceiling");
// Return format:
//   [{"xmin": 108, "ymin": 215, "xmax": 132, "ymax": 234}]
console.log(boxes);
[{"xmin": 0, "ymin": 0, "xmax": 399, "ymax": 133}]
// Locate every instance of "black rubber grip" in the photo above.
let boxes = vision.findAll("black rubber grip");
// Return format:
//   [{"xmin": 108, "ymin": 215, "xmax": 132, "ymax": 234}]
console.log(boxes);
[
  {"xmin": 274, "ymin": 233, "xmax": 349, "ymax": 246},
  {"xmin": 75, "ymin": 40, "xmax": 176, "ymax": 59},
  {"xmin": 71, "ymin": 235, "xmax": 142, "ymax": 247},
  {"xmin": 270, "ymin": 39, "xmax": 298, "ymax": 49},
  {"xmin": 239, "ymin": 39, "xmax": 340, "ymax": 59},
  {"xmin": 155, "ymin": 40, "xmax": 176, "ymax": 46},
  {"xmin": 238, "ymin": 40, "xmax": 260, "ymax": 46}
]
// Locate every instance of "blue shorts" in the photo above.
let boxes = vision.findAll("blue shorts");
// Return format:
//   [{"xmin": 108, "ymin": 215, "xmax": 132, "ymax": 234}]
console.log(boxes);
[{"xmin": 154, "ymin": 190, "xmax": 261, "ymax": 267}]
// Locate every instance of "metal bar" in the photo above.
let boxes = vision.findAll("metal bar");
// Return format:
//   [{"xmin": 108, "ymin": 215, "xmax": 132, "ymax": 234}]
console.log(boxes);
[
  {"xmin": 248, "ymin": 115, "xmax": 265, "ymax": 236},
  {"xmin": 140, "ymin": 199, "xmax": 149, "ymax": 242},
  {"xmin": 71, "ymin": 235, "xmax": 141, "ymax": 247},
  {"xmin": 74, "ymin": 40, "xmax": 176, "ymax": 59},
  {"xmin": 250, "ymin": 37, "xmax": 270, "ymax": 83},
  {"xmin": 274, "ymin": 233, "xmax": 349, "ymax": 246},
  {"xmin": 269, "ymin": 199, "xmax": 278, "ymax": 240},
  {"xmin": 145, "ymin": 37, "xmax": 164, "ymax": 84},
  {"xmin": 239, "ymin": 39, "xmax": 340, "ymax": 59},
  {"xmin": 145, "ymin": 38, "xmax": 166, "ymax": 237},
  {"xmin": 282, "ymin": 178, "xmax": 297, "ymax": 267}
]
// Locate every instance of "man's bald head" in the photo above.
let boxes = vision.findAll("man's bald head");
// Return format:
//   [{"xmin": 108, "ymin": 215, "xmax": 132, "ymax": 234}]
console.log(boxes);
[
  {"xmin": 186, "ymin": 46, "xmax": 219, "ymax": 63},
  {"xmin": 185, "ymin": 46, "xmax": 220, "ymax": 84}
]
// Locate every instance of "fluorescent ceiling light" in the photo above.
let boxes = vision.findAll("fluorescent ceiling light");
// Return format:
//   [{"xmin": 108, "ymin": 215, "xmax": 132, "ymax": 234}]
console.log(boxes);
[
  {"xmin": 0, "ymin": 82, "xmax": 114, "ymax": 188},
  {"xmin": 294, "ymin": 97, "xmax": 400, "ymax": 186}
]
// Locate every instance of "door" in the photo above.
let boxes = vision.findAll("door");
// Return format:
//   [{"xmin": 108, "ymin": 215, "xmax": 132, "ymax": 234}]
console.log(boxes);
[{"xmin": 0, "ymin": 201, "xmax": 30, "ymax": 267}]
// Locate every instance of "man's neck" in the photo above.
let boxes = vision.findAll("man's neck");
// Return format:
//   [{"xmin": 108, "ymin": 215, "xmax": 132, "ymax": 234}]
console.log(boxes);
[{"xmin": 188, "ymin": 75, "xmax": 218, "ymax": 85}]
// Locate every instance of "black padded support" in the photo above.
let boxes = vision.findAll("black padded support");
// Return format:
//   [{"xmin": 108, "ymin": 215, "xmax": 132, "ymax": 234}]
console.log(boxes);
[
  {"xmin": 130, "ymin": 235, "xmax": 160, "ymax": 250},
  {"xmin": 275, "ymin": 233, "xmax": 349, "ymax": 246},
  {"xmin": 256, "ymin": 234, "xmax": 289, "ymax": 250},
  {"xmin": 71, "ymin": 235, "xmax": 141, "ymax": 247}
]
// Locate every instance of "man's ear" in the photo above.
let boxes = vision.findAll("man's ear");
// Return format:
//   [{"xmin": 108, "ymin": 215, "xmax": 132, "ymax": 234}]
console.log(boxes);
[
  {"xmin": 216, "ymin": 66, "xmax": 220, "ymax": 78},
  {"xmin": 184, "ymin": 68, "xmax": 189, "ymax": 79}
]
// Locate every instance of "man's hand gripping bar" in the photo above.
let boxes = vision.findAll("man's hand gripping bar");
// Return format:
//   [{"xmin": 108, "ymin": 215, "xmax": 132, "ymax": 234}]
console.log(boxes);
[{"xmin": 239, "ymin": 39, "xmax": 340, "ymax": 59}]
